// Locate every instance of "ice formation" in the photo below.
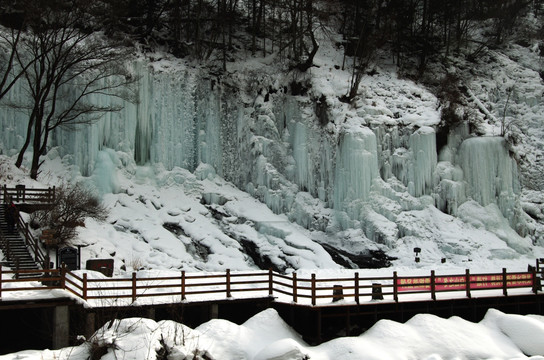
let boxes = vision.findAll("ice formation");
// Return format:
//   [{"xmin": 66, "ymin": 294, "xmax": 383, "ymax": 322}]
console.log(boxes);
[{"xmin": 0, "ymin": 58, "xmax": 530, "ymax": 252}]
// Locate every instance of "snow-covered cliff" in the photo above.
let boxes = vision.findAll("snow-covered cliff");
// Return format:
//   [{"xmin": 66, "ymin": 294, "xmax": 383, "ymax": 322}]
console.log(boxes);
[{"xmin": 0, "ymin": 53, "xmax": 533, "ymax": 248}]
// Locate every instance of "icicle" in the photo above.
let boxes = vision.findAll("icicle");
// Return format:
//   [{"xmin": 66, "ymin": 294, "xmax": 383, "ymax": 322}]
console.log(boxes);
[
  {"xmin": 457, "ymin": 136, "xmax": 520, "ymax": 227},
  {"xmin": 333, "ymin": 126, "xmax": 379, "ymax": 219},
  {"xmin": 409, "ymin": 126, "xmax": 437, "ymax": 197}
]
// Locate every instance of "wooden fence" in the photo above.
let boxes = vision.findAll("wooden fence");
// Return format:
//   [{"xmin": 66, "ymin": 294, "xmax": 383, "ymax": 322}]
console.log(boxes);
[
  {"xmin": 2, "ymin": 185, "xmax": 56, "ymax": 204},
  {"xmin": 0, "ymin": 265, "xmax": 541, "ymax": 307},
  {"xmin": 0, "ymin": 267, "xmax": 62, "ymax": 295}
]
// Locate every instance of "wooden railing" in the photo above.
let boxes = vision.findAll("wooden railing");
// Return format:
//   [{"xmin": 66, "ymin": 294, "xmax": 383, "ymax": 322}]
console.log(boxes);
[
  {"xmin": 1, "ymin": 185, "xmax": 54, "ymax": 270},
  {"xmin": 0, "ymin": 265, "xmax": 541, "ymax": 307},
  {"xmin": 16, "ymin": 216, "xmax": 50, "ymax": 269},
  {"xmin": 2, "ymin": 185, "xmax": 56, "ymax": 204},
  {"xmin": 0, "ymin": 267, "xmax": 62, "ymax": 295}
]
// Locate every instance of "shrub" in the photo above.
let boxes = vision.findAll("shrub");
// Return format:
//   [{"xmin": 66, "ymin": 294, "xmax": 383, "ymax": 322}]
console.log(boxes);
[{"xmin": 30, "ymin": 184, "xmax": 108, "ymax": 246}]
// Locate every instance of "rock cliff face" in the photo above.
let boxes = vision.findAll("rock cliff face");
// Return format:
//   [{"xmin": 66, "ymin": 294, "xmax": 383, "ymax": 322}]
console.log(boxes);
[{"xmin": 0, "ymin": 59, "xmax": 527, "ymax": 250}]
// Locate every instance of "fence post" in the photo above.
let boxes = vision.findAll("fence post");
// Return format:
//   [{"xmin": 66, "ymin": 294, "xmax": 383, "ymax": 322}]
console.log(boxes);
[
  {"xmin": 132, "ymin": 272, "xmax": 137, "ymax": 303},
  {"xmin": 531, "ymin": 267, "xmax": 538, "ymax": 294},
  {"xmin": 60, "ymin": 263, "xmax": 66, "ymax": 289},
  {"xmin": 393, "ymin": 271, "xmax": 398, "ymax": 302},
  {"xmin": 83, "ymin": 273, "xmax": 88, "ymax": 300},
  {"xmin": 502, "ymin": 268, "xmax": 508, "ymax": 296},
  {"xmin": 431, "ymin": 270, "xmax": 436, "ymax": 300},
  {"xmin": 0, "ymin": 266, "xmax": 2, "ymax": 298},
  {"xmin": 226, "ymin": 269, "xmax": 231, "ymax": 298},
  {"xmin": 268, "ymin": 269, "xmax": 273, "ymax": 297},
  {"xmin": 354, "ymin": 272, "xmax": 359, "ymax": 305},
  {"xmin": 465, "ymin": 269, "xmax": 471, "ymax": 298},
  {"xmin": 311, "ymin": 273, "xmax": 316, "ymax": 306},
  {"xmin": 292, "ymin": 273, "xmax": 298, "ymax": 303},
  {"xmin": 181, "ymin": 271, "xmax": 186, "ymax": 300}
]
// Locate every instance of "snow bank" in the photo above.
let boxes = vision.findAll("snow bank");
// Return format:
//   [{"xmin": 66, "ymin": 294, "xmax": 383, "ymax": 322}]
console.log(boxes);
[{"xmin": 6, "ymin": 308, "xmax": 544, "ymax": 360}]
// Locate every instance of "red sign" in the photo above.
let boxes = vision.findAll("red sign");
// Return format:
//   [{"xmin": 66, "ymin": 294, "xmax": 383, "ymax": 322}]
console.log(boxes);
[{"xmin": 397, "ymin": 273, "xmax": 533, "ymax": 292}]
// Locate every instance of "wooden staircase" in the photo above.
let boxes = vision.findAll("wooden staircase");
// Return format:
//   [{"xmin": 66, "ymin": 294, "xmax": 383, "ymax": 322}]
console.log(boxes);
[{"xmin": 0, "ymin": 206, "xmax": 41, "ymax": 276}]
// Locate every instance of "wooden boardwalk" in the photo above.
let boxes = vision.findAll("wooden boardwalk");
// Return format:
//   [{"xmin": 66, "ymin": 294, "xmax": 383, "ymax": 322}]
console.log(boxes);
[{"xmin": 0, "ymin": 264, "xmax": 542, "ymax": 350}]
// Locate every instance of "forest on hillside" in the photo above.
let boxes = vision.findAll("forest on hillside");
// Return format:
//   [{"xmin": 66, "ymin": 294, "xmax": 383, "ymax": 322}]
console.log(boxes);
[{"xmin": 1, "ymin": 0, "xmax": 542, "ymax": 75}]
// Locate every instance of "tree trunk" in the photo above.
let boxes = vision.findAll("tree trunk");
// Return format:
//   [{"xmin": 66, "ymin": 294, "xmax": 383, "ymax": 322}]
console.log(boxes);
[{"xmin": 30, "ymin": 116, "xmax": 43, "ymax": 180}]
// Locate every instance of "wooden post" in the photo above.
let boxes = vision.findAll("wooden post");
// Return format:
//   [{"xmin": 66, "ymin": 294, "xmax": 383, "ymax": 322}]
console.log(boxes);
[
  {"xmin": 354, "ymin": 272, "xmax": 360, "ymax": 305},
  {"xmin": 226, "ymin": 269, "xmax": 231, "ymax": 298},
  {"xmin": 181, "ymin": 271, "xmax": 186, "ymax": 300},
  {"xmin": 268, "ymin": 269, "xmax": 273, "ymax": 297},
  {"xmin": 132, "ymin": 272, "xmax": 137, "ymax": 303},
  {"xmin": 15, "ymin": 258, "xmax": 19, "ymax": 279},
  {"xmin": 311, "ymin": 273, "xmax": 316, "ymax": 306},
  {"xmin": 60, "ymin": 263, "xmax": 66, "ymax": 289},
  {"xmin": 431, "ymin": 270, "xmax": 436, "ymax": 300},
  {"xmin": 393, "ymin": 271, "xmax": 398, "ymax": 302},
  {"xmin": 502, "ymin": 268, "xmax": 508, "ymax": 296},
  {"xmin": 292, "ymin": 273, "xmax": 297, "ymax": 303},
  {"xmin": 0, "ymin": 266, "xmax": 3, "ymax": 298},
  {"xmin": 465, "ymin": 269, "xmax": 471, "ymax": 298},
  {"xmin": 44, "ymin": 255, "xmax": 50, "ymax": 270},
  {"xmin": 532, "ymin": 267, "xmax": 538, "ymax": 294},
  {"xmin": 83, "ymin": 273, "xmax": 88, "ymax": 300}
]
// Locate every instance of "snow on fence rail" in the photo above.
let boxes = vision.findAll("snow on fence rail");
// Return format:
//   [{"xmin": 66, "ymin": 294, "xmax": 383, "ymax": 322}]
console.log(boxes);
[
  {"xmin": 0, "ymin": 265, "xmax": 542, "ymax": 307},
  {"xmin": 2, "ymin": 185, "xmax": 56, "ymax": 204}
]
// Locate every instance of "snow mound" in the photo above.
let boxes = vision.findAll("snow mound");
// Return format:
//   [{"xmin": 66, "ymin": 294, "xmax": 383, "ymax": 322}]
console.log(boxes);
[
  {"xmin": 253, "ymin": 338, "xmax": 309, "ymax": 360},
  {"xmin": 484, "ymin": 309, "xmax": 544, "ymax": 356},
  {"xmin": 10, "ymin": 308, "xmax": 539, "ymax": 360}
]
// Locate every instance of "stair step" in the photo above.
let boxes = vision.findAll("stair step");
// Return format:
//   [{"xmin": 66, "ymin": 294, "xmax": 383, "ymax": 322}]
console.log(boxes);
[
  {"xmin": 0, "ymin": 208, "xmax": 41, "ymax": 273},
  {"xmin": 6, "ymin": 264, "xmax": 37, "ymax": 268}
]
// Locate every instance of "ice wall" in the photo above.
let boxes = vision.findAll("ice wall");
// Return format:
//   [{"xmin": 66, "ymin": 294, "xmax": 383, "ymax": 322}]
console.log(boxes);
[
  {"xmin": 0, "ymin": 58, "xmax": 527, "ymax": 245},
  {"xmin": 333, "ymin": 125, "xmax": 379, "ymax": 221},
  {"xmin": 456, "ymin": 136, "xmax": 521, "ymax": 227},
  {"xmin": 47, "ymin": 61, "xmax": 197, "ymax": 177},
  {"xmin": 409, "ymin": 127, "xmax": 437, "ymax": 197}
]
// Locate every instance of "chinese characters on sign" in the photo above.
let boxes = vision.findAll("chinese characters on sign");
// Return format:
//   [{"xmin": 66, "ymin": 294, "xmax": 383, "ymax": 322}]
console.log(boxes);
[{"xmin": 397, "ymin": 273, "xmax": 533, "ymax": 292}]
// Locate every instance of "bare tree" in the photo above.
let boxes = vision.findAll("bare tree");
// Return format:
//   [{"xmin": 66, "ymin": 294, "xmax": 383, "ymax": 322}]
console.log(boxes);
[
  {"xmin": 340, "ymin": 0, "xmax": 379, "ymax": 102},
  {"xmin": 0, "ymin": 27, "xmax": 24, "ymax": 101},
  {"xmin": 11, "ymin": 1, "xmax": 137, "ymax": 179},
  {"xmin": 0, "ymin": 24, "xmax": 51, "ymax": 102}
]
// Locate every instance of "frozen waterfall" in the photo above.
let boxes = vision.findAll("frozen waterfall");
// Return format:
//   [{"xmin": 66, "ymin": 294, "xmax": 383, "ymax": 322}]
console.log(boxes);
[
  {"xmin": 333, "ymin": 125, "xmax": 379, "ymax": 222},
  {"xmin": 456, "ymin": 136, "xmax": 521, "ymax": 228},
  {"xmin": 0, "ymin": 59, "xmax": 527, "ymax": 244}
]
